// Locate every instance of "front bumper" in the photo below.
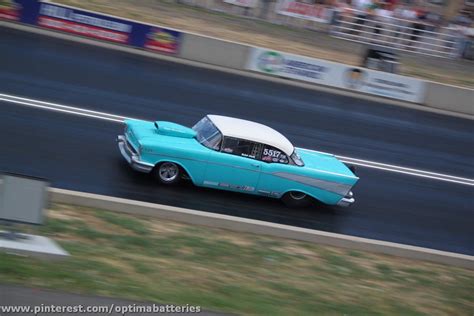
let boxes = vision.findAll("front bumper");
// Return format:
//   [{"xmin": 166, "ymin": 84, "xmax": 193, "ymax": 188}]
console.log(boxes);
[
  {"xmin": 117, "ymin": 135, "xmax": 154, "ymax": 173},
  {"xmin": 337, "ymin": 191, "xmax": 355, "ymax": 207}
]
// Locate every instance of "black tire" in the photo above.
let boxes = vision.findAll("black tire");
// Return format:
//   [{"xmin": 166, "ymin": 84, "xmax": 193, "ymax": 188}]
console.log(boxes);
[
  {"xmin": 281, "ymin": 191, "xmax": 312, "ymax": 208},
  {"xmin": 153, "ymin": 162, "xmax": 181, "ymax": 185}
]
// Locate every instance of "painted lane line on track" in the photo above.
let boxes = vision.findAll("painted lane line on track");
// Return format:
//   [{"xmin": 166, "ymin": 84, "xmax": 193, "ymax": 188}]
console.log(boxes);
[
  {"xmin": 1, "ymin": 93, "xmax": 473, "ymax": 186},
  {"xmin": 337, "ymin": 155, "xmax": 473, "ymax": 181},
  {"xmin": 0, "ymin": 94, "xmax": 128, "ymax": 122},
  {"xmin": 339, "ymin": 159, "xmax": 474, "ymax": 186},
  {"xmin": 1, "ymin": 98, "xmax": 125, "ymax": 123}
]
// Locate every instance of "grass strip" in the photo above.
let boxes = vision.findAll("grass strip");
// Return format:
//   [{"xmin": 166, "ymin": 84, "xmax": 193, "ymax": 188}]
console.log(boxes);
[{"xmin": 0, "ymin": 204, "xmax": 472, "ymax": 315}]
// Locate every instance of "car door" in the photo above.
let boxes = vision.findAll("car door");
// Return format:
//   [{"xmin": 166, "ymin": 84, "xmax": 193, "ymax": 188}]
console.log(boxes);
[
  {"xmin": 203, "ymin": 137, "xmax": 262, "ymax": 194},
  {"xmin": 257, "ymin": 144, "xmax": 295, "ymax": 197}
]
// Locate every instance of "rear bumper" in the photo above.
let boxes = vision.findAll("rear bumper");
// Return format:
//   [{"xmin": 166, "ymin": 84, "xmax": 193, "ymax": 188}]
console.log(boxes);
[
  {"xmin": 117, "ymin": 135, "xmax": 154, "ymax": 173},
  {"xmin": 337, "ymin": 191, "xmax": 355, "ymax": 207}
]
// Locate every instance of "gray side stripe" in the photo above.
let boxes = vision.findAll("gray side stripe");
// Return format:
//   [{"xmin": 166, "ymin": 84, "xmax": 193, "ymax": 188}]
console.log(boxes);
[{"xmin": 272, "ymin": 172, "xmax": 352, "ymax": 196}]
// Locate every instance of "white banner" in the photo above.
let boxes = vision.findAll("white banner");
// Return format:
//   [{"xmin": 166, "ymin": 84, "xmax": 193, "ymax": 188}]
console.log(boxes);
[
  {"xmin": 247, "ymin": 48, "xmax": 425, "ymax": 103},
  {"xmin": 224, "ymin": 0, "xmax": 258, "ymax": 8},
  {"xmin": 276, "ymin": 0, "xmax": 331, "ymax": 23},
  {"xmin": 338, "ymin": 67, "xmax": 426, "ymax": 103}
]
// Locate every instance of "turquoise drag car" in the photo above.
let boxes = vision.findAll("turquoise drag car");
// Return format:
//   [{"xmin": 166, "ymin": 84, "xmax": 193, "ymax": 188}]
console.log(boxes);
[{"xmin": 117, "ymin": 115, "xmax": 358, "ymax": 207}]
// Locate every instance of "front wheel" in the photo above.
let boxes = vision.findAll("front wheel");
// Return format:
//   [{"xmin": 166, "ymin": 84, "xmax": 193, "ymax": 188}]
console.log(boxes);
[
  {"xmin": 281, "ymin": 191, "xmax": 312, "ymax": 208},
  {"xmin": 154, "ymin": 162, "xmax": 181, "ymax": 185}
]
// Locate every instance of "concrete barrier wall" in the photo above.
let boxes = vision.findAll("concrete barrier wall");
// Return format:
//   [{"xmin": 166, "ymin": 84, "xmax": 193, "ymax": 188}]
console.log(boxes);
[
  {"xmin": 180, "ymin": 33, "xmax": 250, "ymax": 69},
  {"xmin": 49, "ymin": 188, "xmax": 474, "ymax": 269},
  {"xmin": 424, "ymin": 82, "xmax": 474, "ymax": 115},
  {"xmin": 179, "ymin": 33, "xmax": 473, "ymax": 116}
]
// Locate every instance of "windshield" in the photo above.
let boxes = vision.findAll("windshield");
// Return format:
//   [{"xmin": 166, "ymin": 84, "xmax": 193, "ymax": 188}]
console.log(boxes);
[
  {"xmin": 192, "ymin": 117, "xmax": 222, "ymax": 150},
  {"xmin": 291, "ymin": 150, "xmax": 304, "ymax": 166}
]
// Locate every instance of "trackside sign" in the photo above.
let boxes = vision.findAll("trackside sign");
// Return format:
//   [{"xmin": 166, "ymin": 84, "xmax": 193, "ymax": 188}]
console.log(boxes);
[
  {"xmin": 1, "ymin": 0, "xmax": 183, "ymax": 54},
  {"xmin": 247, "ymin": 48, "xmax": 425, "ymax": 103},
  {"xmin": 0, "ymin": 0, "xmax": 21, "ymax": 21},
  {"xmin": 276, "ymin": 0, "xmax": 331, "ymax": 23},
  {"xmin": 38, "ymin": 3, "xmax": 132, "ymax": 44},
  {"xmin": 251, "ymin": 50, "xmax": 334, "ymax": 83},
  {"xmin": 224, "ymin": 0, "xmax": 258, "ymax": 7}
]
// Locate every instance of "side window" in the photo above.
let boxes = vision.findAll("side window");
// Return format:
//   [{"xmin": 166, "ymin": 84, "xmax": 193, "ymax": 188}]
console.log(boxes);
[
  {"xmin": 222, "ymin": 137, "xmax": 262, "ymax": 159},
  {"xmin": 261, "ymin": 145, "xmax": 289, "ymax": 164}
]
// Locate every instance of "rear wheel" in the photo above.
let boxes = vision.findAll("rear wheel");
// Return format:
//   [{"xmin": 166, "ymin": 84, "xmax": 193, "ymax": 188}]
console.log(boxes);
[
  {"xmin": 154, "ymin": 162, "xmax": 181, "ymax": 185},
  {"xmin": 281, "ymin": 191, "xmax": 312, "ymax": 208}
]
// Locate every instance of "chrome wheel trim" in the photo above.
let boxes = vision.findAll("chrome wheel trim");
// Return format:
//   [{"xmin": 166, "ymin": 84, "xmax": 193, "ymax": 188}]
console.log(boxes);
[
  {"xmin": 158, "ymin": 162, "xmax": 179, "ymax": 182},
  {"xmin": 289, "ymin": 191, "xmax": 307, "ymax": 200}
]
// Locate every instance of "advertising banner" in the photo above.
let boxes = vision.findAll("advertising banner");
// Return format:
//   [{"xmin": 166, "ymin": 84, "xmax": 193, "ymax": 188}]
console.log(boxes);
[
  {"xmin": 247, "ymin": 48, "xmax": 425, "ymax": 103},
  {"xmin": 0, "ymin": 0, "xmax": 21, "ymax": 21},
  {"xmin": 276, "ymin": 0, "xmax": 331, "ymax": 23},
  {"xmin": 37, "ymin": 2, "xmax": 133, "ymax": 44},
  {"xmin": 9, "ymin": 1, "xmax": 183, "ymax": 54},
  {"xmin": 224, "ymin": 0, "xmax": 257, "ymax": 8},
  {"xmin": 338, "ymin": 67, "xmax": 425, "ymax": 103},
  {"xmin": 144, "ymin": 27, "xmax": 182, "ymax": 54},
  {"xmin": 248, "ymin": 49, "xmax": 338, "ymax": 85}
]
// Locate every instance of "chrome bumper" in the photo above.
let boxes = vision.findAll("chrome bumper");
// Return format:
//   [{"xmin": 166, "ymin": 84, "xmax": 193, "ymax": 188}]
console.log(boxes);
[
  {"xmin": 337, "ymin": 191, "xmax": 355, "ymax": 207},
  {"xmin": 117, "ymin": 135, "xmax": 154, "ymax": 173}
]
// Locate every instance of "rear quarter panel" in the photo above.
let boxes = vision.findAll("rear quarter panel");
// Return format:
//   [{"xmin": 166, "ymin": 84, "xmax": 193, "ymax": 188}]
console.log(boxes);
[{"xmin": 259, "ymin": 163, "xmax": 358, "ymax": 205}]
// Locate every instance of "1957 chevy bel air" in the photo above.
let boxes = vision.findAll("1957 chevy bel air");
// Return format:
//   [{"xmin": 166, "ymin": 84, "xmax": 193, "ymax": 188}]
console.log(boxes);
[{"xmin": 117, "ymin": 115, "xmax": 358, "ymax": 207}]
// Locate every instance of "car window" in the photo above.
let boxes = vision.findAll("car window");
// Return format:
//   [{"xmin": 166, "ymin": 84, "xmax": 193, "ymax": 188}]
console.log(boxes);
[
  {"xmin": 261, "ymin": 145, "xmax": 289, "ymax": 164},
  {"xmin": 192, "ymin": 116, "xmax": 222, "ymax": 151},
  {"xmin": 291, "ymin": 150, "xmax": 304, "ymax": 166},
  {"xmin": 222, "ymin": 137, "xmax": 262, "ymax": 159}
]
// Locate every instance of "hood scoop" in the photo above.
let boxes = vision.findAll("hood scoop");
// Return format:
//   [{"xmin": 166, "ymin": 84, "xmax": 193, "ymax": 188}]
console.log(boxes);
[{"xmin": 154, "ymin": 121, "xmax": 197, "ymax": 139}]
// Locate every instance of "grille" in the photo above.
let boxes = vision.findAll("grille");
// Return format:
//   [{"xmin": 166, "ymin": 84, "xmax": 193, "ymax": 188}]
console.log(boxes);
[{"xmin": 125, "ymin": 139, "xmax": 138, "ymax": 155}]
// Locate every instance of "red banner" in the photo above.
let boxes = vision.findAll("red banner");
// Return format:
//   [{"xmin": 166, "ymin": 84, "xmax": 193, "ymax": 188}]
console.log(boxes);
[
  {"xmin": 0, "ymin": 7, "xmax": 20, "ymax": 21},
  {"xmin": 276, "ymin": 0, "xmax": 330, "ymax": 23}
]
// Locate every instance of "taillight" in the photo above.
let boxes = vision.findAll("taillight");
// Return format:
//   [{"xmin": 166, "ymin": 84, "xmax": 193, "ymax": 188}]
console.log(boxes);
[{"xmin": 348, "ymin": 165, "xmax": 357, "ymax": 175}]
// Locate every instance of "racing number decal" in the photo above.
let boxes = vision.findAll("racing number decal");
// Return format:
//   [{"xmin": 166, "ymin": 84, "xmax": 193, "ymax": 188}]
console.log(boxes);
[
  {"xmin": 262, "ymin": 146, "xmax": 284, "ymax": 163},
  {"xmin": 262, "ymin": 146, "xmax": 289, "ymax": 164},
  {"xmin": 263, "ymin": 148, "xmax": 281, "ymax": 158}
]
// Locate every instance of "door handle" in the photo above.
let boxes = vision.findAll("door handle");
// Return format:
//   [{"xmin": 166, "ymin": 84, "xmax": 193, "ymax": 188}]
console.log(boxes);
[{"xmin": 251, "ymin": 163, "xmax": 260, "ymax": 168}]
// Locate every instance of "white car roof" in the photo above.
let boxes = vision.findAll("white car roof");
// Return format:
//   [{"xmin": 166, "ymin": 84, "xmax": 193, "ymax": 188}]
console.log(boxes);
[{"xmin": 208, "ymin": 115, "xmax": 294, "ymax": 155}]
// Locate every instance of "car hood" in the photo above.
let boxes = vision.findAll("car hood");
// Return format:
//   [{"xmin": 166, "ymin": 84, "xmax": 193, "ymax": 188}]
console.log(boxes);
[
  {"xmin": 155, "ymin": 121, "xmax": 197, "ymax": 138},
  {"xmin": 296, "ymin": 148, "xmax": 357, "ymax": 179},
  {"xmin": 125, "ymin": 119, "xmax": 196, "ymax": 141}
]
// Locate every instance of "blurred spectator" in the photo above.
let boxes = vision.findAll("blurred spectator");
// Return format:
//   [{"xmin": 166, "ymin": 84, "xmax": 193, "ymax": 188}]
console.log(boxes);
[
  {"xmin": 330, "ymin": 0, "xmax": 351, "ymax": 30},
  {"xmin": 374, "ymin": 3, "xmax": 393, "ymax": 40},
  {"xmin": 400, "ymin": 6, "xmax": 417, "ymax": 20},
  {"xmin": 410, "ymin": 9, "xmax": 427, "ymax": 47},
  {"xmin": 375, "ymin": 3, "xmax": 393, "ymax": 21},
  {"xmin": 449, "ymin": 10, "xmax": 473, "ymax": 58},
  {"xmin": 320, "ymin": 0, "xmax": 470, "ymax": 58},
  {"xmin": 464, "ymin": 26, "xmax": 474, "ymax": 59},
  {"xmin": 425, "ymin": 10, "xmax": 442, "ymax": 32},
  {"xmin": 352, "ymin": 0, "xmax": 373, "ymax": 35}
]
